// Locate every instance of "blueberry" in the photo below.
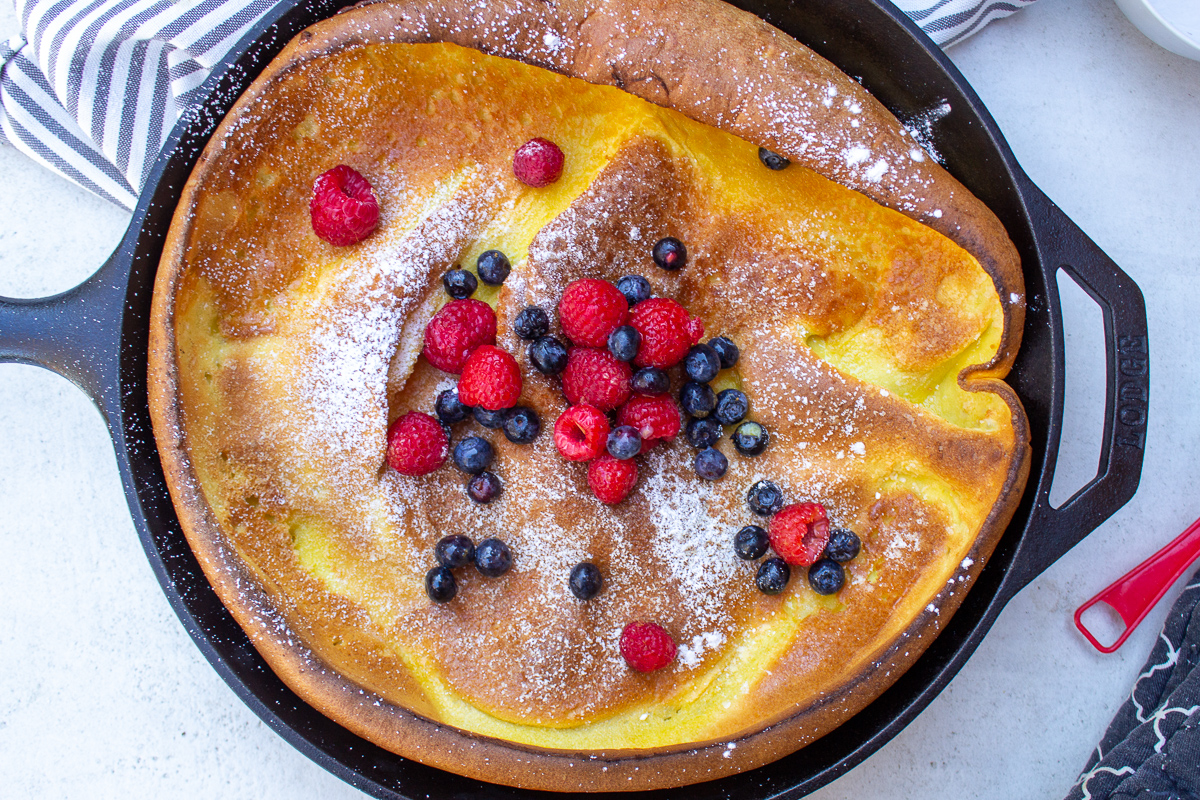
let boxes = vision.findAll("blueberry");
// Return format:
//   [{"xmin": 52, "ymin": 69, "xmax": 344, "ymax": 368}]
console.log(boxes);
[
  {"xmin": 747, "ymin": 480, "xmax": 784, "ymax": 516},
  {"xmin": 436, "ymin": 388, "xmax": 470, "ymax": 425},
  {"xmin": 473, "ymin": 406, "xmax": 509, "ymax": 429},
  {"xmin": 680, "ymin": 381, "xmax": 716, "ymax": 418},
  {"xmin": 476, "ymin": 249, "xmax": 511, "ymax": 285},
  {"xmin": 442, "ymin": 268, "xmax": 477, "ymax": 299},
  {"xmin": 824, "ymin": 528, "xmax": 862, "ymax": 563},
  {"xmin": 425, "ymin": 566, "xmax": 457, "ymax": 602},
  {"xmin": 467, "ymin": 471, "xmax": 502, "ymax": 503},
  {"xmin": 475, "ymin": 537, "xmax": 512, "ymax": 577},
  {"xmin": 756, "ymin": 557, "xmax": 791, "ymax": 595},
  {"xmin": 808, "ymin": 559, "xmax": 845, "ymax": 595},
  {"xmin": 731, "ymin": 421, "xmax": 770, "ymax": 456},
  {"xmin": 708, "ymin": 336, "xmax": 740, "ymax": 369},
  {"xmin": 686, "ymin": 417, "xmax": 722, "ymax": 449},
  {"xmin": 652, "ymin": 236, "xmax": 687, "ymax": 271},
  {"xmin": 529, "ymin": 335, "xmax": 568, "ymax": 375},
  {"xmin": 607, "ymin": 425, "xmax": 642, "ymax": 460},
  {"xmin": 568, "ymin": 562, "xmax": 603, "ymax": 600},
  {"xmin": 616, "ymin": 274, "xmax": 652, "ymax": 306},
  {"xmin": 435, "ymin": 534, "xmax": 475, "ymax": 569},
  {"xmin": 714, "ymin": 389, "xmax": 749, "ymax": 426},
  {"xmin": 684, "ymin": 344, "xmax": 721, "ymax": 383},
  {"xmin": 513, "ymin": 307, "xmax": 549, "ymax": 340},
  {"xmin": 734, "ymin": 525, "xmax": 769, "ymax": 560},
  {"xmin": 695, "ymin": 447, "xmax": 728, "ymax": 480},
  {"xmin": 758, "ymin": 147, "xmax": 791, "ymax": 171},
  {"xmin": 503, "ymin": 406, "xmax": 541, "ymax": 444},
  {"xmin": 607, "ymin": 325, "xmax": 641, "ymax": 362},
  {"xmin": 631, "ymin": 367, "xmax": 670, "ymax": 395},
  {"xmin": 453, "ymin": 436, "xmax": 494, "ymax": 474}
]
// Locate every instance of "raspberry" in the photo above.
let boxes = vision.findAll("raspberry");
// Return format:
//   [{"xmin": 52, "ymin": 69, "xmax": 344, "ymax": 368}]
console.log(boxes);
[
  {"xmin": 617, "ymin": 395, "xmax": 681, "ymax": 447},
  {"xmin": 619, "ymin": 621, "xmax": 676, "ymax": 672},
  {"xmin": 310, "ymin": 165, "xmax": 379, "ymax": 246},
  {"xmin": 553, "ymin": 404, "xmax": 610, "ymax": 461},
  {"xmin": 385, "ymin": 411, "xmax": 448, "ymax": 476},
  {"xmin": 559, "ymin": 279, "xmax": 630, "ymax": 347},
  {"xmin": 769, "ymin": 502, "xmax": 832, "ymax": 566},
  {"xmin": 513, "ymin": 137, "xmax": 565, "ymax": 187},
  {"xmin": 561, "ymin": 348, "xmax": 632, "ymax": 412},
  {"xmin": 458, "ymin": 345, "xmax": 522, "ymax": 410},
  {"xmin": 629, "ymin": 298, "xmax": 699, "ymax": 369},
  {"xmin": 588, "ymin": 454, "xmax": 638, "ymax": 504},
  {"xmin": 687, "ymin": 316, "xmax": 705, "ymax": 344},
  {"xmin": 423, "ymin": 299, "xmax": 497, "ymax": 374}
]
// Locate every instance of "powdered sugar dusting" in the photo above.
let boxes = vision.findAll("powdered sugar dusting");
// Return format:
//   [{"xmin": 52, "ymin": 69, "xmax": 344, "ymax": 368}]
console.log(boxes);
[
  {"xmin": 175, "ymin": 11, "xmax": 1020, "ymax": 741},
  {"xmin": 881, "ymin": 507, "xmax": 929, "ymax": 560},
  {"xmin": 276, "ymin": 171, "xmax": 498, "ymax": 507},
  {"xmin": 844, "ymin": 145, "xmax": 870, "ymax": 166},
  {"xmin": 678, "ymin": 631, "xmax": 727, "ymax": 668},
  {"xmin": 902, "ymin": 101, "xmax": 952, "ymax": 166},
  {"xmin": 642, "ymin": 454, "xmax": 742, "ymax": 637}
]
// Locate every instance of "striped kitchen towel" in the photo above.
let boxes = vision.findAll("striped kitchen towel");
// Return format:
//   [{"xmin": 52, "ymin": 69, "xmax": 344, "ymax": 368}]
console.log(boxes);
[
  {"xmin": 0, "ymin": 0, "xmax": 281, "ymax": 206},
  {"xmin": 890, "ymin": 0, "xmax": 1039, "ymax": 47},
  {"xmin": 0, "ymin": 0, "xmax": 1039, "ymax": 208}
]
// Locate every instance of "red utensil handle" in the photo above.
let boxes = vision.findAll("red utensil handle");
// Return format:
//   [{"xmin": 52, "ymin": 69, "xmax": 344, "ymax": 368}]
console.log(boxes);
[{"xmin": 1074, "ymin": 516, "xmax": 1200, "ymax": 653}]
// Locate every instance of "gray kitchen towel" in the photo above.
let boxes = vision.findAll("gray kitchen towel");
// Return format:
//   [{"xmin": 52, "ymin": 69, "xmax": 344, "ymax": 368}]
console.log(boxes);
[
  {"xmin": 0, "ymin": 0, "xmax": 279, "ymax": 206},
  {"xmin": 890, "ymin": 0, "xmax": 1039, "ymax": 46},
  {"xmin": 1066, "ymin": 568, "xmax": 1200, "ymax": 800},
  {"xmin": 0, "ymin": 0, "xmax": 1038, "ymax": 208}
]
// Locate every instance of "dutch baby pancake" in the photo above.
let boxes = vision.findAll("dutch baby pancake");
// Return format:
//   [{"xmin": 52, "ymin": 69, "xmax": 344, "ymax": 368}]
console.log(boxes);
[{"xmin": 148, "ymin": 0, "xmax": 1030, "ymax": 790}]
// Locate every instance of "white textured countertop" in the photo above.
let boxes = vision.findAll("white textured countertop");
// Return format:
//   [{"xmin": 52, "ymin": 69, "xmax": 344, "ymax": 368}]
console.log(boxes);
[{"xmin": 2, "ymin": 0, "xmax": 1198, "ymax": 797}]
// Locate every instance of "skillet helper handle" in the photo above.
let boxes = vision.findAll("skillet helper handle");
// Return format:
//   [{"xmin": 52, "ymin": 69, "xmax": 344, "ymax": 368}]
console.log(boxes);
[
  {"xmin": 1075, "ymin": 516, "xmax": 1200, "ymax": 652},
  {"xmin": 0, "ymin": 256, "xmax": 126, "ymax": 418},
  {"xmin": 1009, "ymin": 186, "xmax": 1149, "ymax": 592}
]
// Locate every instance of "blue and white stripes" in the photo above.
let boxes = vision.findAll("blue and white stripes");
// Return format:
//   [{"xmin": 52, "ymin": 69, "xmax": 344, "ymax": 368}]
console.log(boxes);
[
  {"xmin": 891, "ymin": 0, "xmax": 1039, "ymax": 47},
  {"xmin": 1, "ymin": 0, "xmax": 281, "ymax": 206},
  {"xmin": 0, "ymin": 0, "xmax": 1037, "ymax": 208}
]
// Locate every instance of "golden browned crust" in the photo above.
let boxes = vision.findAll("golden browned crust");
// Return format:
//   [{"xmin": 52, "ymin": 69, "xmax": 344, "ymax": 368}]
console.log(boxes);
[
  {"xmin": 149, "ymin": 0, "xmax": 1030, "ymax": 791},
  {"xmin": 349, "ymin": 0, "xmax": 1026, "ymax": 377}
]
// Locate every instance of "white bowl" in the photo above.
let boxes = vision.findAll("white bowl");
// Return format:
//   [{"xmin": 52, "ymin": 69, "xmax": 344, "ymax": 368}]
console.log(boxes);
[{"xmin": 1114, "ymin": 0, "xmax": 1200, "ymax": 60}]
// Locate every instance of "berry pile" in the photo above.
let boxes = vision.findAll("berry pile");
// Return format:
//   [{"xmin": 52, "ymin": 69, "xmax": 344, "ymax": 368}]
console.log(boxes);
[
  {"xmin": 382, "ymin": 241, "xmax": 542, "ymax": 508},
  {"xmin": 532, "ymin": 269, "xmax": 707, "ymax": 503},
  {"xmin": 518, "ymin": 236, "xmax": 769, "ymax": 500},
  {"xmin": 511, "ymin": 260, "xmax": 715, "ymax": 503},
  {"xmin": 425, "ymin": 534, "xmax": 514, "ymax": 602},
  {"xmin": 679, "ymin": 332, "xmax": 771, "ymax": 476},
  {"xmin": 378, "ymin": 144, "xmax": 819, "ymax": 672},
  {"xmin": 736, "ymin": 480, "xmax": 862, "ymax": 596}
]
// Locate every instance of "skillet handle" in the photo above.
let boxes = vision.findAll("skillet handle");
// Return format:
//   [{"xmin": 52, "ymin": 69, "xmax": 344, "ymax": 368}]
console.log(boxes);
[
  {"xmin": 0, "ymin": 255, "xmax": 126, "ymax": 422},
  {"xmin": 1006, "ymin": 185, "xmax": 1149, "ymax": 593}
]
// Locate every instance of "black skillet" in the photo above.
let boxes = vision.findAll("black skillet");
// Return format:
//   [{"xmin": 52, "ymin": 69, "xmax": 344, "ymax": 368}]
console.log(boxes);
[{"xmin": 0, "ymin": 0, "xmax": 1149, "ymax": 797}]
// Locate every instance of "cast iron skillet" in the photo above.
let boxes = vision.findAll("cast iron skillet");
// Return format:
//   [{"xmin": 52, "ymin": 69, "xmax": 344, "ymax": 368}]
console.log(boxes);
[{"xmin": 0, "ymin": 0, "xmax": 1149, "ymax": 796}]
